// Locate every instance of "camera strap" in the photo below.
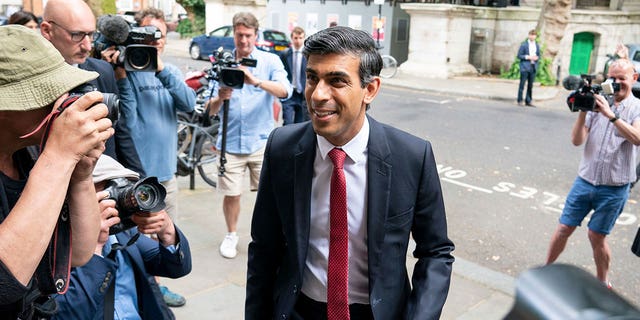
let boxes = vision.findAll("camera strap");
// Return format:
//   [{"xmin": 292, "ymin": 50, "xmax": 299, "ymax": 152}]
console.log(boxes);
[
  {"xmin": 103, "ymin": 232, "xmax": 141, "ymax": 320},
  {"xmin": 19, "ymin": 96, "xmax": 77, "ymax": 151}
]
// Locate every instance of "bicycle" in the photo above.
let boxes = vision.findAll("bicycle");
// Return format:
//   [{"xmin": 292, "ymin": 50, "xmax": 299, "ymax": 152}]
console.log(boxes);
[
  {"xmin": 375, "ymin": 44, "xmax": 398, "ymax": 79},
  {"xmin": 380, "ymin": 54, "xmax": 398, "ymax": 79},
  {"xmin": 176, "ymin": 104, "xmax": 220, "ymax": 189}
]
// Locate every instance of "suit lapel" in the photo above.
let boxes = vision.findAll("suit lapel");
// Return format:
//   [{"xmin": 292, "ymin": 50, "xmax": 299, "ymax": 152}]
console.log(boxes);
[
  {"xmin": 294, "ymin": 125, "xmax": 316, "ymax": 275},
  {"xmin": 365, "ymin": 117, "xmax": 392, "ymax": 279}
]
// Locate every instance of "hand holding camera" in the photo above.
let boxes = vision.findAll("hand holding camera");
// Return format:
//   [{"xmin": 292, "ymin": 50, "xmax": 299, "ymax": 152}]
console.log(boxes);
[
  {"xmin": 43, "ymin": 91, "xmax": 114, "ymax": 181},
  {"xmin": 131, "ymin": 210, "xmax": 176, "ymax": 245},
  {"xmin": 94, "ymin": 15, "xmax": 161, "ymax": 72},
  {"xmin": 564, "ymin": 74, "xmax": 620, "ymax": 112},
  {"xmin": 95, "ymin": 191, "xmax": 120, "ymax": 255}
]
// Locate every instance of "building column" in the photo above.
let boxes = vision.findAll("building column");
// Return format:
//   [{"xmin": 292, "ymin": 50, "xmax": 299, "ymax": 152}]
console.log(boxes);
[{"xmin": 399, "ymin": 3, "xmax": 477, "ymax": 78}]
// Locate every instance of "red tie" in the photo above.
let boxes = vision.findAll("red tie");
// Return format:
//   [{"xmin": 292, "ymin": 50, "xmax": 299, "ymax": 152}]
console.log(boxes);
[{"xmin": 327, "ymin": 148, "xmax": 350, "ymax": 320}]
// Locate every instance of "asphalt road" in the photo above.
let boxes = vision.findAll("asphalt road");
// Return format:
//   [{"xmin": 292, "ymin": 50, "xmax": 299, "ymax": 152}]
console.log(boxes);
[{"xmin": 163, "ymin": 52, "xmax": 640, "ymax": 302}]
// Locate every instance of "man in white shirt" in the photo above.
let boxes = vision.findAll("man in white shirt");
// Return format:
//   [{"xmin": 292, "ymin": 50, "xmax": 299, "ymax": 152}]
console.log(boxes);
[
  {"xmin": 280, "ymin": 26, "xmax": 309, "ymax": 125},
  {"xmin": 246, "ymin": 26, "xmax": 454, "ymax": 320},
  {"xmin": 517, "ymin": 29, "xmax": 540, "ymax": 107}
]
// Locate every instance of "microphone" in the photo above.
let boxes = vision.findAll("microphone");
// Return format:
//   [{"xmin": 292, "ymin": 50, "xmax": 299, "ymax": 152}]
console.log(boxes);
[
  {"xmin": 97, "ymin": 15, "xmax": 130, "ymax": 44},
  {"xmin": 562, "ymin": 75, "xmax": 584, "ymax": 91}
]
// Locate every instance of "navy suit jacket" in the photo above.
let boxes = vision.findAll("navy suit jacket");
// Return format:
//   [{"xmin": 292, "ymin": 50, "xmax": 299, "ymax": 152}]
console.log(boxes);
[
  {"xmin": 280, "ymin": 48, "xmax": 307, "ymax": 94},
  {"xmin": 517, "ymin": 41, "xmax": 541, "ymax": 73},
  {"xmin": 246, "ymin": 116, "xmax": 455, "ymax": 320},
  {"xmin": 53, "ymin": 227, "xmax": 192, "ymax": 320},
  {"xmin": 78, "ymin": 58, "xmax": 146, "ymax": 176}
]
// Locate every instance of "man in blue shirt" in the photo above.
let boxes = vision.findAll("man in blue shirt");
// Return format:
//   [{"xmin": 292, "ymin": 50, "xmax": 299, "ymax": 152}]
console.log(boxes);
[
  {"xmin": 204, "ymin": 12, "xmax": 292, "ymax": 259},
  {"xmin": 53, "ymin": 155, "xmax": 192, "ymax": 320},
  {"xmin": 100, "ymin": 7, "xmax": 195, "ymax": 306}
]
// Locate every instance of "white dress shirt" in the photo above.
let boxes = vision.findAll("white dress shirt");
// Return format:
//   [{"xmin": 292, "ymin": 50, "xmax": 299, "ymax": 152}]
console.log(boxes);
[
  {"xmin": 302, "ymin": 117, "xmax": 370, "ymax": 305},
  {"xmin": 528, "ymin": 40, "xmax": 537, "ymax": 59}
]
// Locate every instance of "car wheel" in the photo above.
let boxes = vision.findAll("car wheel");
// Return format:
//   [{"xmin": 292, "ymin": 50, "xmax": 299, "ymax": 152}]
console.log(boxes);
[{"xmin": 190, "ymin": 44, "xmax": 201, "ymax": 60}]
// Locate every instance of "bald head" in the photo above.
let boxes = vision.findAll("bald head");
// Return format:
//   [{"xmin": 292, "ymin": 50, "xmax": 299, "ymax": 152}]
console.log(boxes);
[
  {"xmin": 43, "ymin": 0, "xmax": 95, "ymax": 23},
  {"xmin": 41, "ymin": 0, "xmax": 96, "ymax": 65}
]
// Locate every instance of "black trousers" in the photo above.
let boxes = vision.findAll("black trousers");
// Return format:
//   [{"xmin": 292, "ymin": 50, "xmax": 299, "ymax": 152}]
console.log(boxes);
[{"xmin": 292, "ymin": 293, "xmax": 373, "ymax": 320}]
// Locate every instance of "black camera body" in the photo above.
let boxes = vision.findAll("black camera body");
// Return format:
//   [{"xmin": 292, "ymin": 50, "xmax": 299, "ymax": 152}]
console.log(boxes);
[
  {"xmin": 93, "ymin": 19, "xmax": 161, "ymax": 72},
  {"xmin": 103, "ymin": 176, "xmax": 167, "ymax": 235},
  {"xmin": 565, "ymin": 74, "xmax": 620, "ymax": 112},
  {"xmin": 208, "ymin": 48, "xmax": 258, "ymax": 89},
  {"xmin": 63, "ymin": 83, "xmax": 120, "ymax": 124}
]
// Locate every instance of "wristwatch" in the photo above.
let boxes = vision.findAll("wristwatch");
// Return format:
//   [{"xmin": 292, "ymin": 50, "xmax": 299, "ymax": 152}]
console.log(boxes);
[
  {"xmin": 610, "ymin": 112, "xmax": 620, "ymax": 123},
  {"xmin": 254, "ymin": 80, "xmax": 263, "ymax": 88}
]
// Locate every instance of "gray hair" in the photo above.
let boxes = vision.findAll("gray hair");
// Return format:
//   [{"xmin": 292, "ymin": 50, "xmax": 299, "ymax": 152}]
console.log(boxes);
[{"xmin": 303, "ymin": 26, "xmax": 382, "ymax": 88}]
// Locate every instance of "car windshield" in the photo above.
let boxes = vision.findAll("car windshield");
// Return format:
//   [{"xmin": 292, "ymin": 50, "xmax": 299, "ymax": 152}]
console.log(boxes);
[{"xmin": 263, "ymin": 31, "xmax": 288, "ymax": 42}]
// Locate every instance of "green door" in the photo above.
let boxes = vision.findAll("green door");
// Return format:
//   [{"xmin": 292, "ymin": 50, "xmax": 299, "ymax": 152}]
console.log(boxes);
[{"xmin": 569, "ymin": 32, "xmax": 595, "ymax": 75}]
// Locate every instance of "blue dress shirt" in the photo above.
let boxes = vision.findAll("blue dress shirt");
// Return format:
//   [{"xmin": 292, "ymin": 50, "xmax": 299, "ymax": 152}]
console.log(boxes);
[{"xmin": 204, "ymin": 48, "xmax": 292, "ymax": 155}]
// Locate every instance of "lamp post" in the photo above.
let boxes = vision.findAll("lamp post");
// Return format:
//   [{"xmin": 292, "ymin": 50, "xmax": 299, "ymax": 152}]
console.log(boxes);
[{"xmin": 374, "ymin": 0, "xmax": 384, "ymax": 49}]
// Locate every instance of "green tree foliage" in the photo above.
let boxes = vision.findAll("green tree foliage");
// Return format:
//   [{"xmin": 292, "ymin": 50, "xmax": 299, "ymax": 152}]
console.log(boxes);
[
  {"xmin": 500, "ymin": 38, "xmax": 556, "ymax": 86},
  {"xmin": 175, "ymin": 0, "xmax": 206, "ymax": 37},
  {"xmin": 101, "ymin": 0, "xmax": 117, "ymax": 15}
]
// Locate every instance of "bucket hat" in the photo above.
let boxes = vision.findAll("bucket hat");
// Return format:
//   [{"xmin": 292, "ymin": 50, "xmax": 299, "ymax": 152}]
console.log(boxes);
[
  {"xmin": 93, "ymin": 155, "xmax": 140, "ymax": 183},
  {"xmin": 0, "ymin": 25, "xmax": 98, "ymax": 111}
]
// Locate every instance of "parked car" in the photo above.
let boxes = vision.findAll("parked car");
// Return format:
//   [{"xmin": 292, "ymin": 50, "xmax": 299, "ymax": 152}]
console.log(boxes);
[{"xmin": 189, "ymin": 25, "xmax": 290, "ymax": 60}]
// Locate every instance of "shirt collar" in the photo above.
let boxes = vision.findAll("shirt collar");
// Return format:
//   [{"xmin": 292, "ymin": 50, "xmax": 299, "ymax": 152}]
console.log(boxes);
[{"xmin": 317, "ymin": 116, "xmax": 370, "ymax": 164}]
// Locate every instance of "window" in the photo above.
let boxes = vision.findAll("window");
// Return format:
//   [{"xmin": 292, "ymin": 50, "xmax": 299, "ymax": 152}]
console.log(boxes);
[
  {"xmin": 575, "ymin": 0, "xmax": 610, "ymax": 8},
  {"xmin": 396, "ymin": 18, "xmax": 408, "ymax": 42}
]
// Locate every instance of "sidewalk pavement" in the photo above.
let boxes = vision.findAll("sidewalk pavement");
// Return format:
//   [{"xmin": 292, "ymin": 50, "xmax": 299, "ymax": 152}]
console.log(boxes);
[{"xmin": 161, "ymin": 34, "xmax": 553, "ymax": 319}]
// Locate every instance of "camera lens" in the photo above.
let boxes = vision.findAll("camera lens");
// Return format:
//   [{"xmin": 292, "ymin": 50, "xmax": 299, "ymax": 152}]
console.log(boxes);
[
  {"xmin": 127, "ymin": 48, "xmax": 152, "ymax": 70},
  {"xmin": 134, "ymin": 184, "xmax": 158, "ymax": 210}
]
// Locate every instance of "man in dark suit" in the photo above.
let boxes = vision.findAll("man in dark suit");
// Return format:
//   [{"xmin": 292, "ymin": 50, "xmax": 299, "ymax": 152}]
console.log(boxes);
[
  {"xmin": 280, "ymin": 26, "xmax": 309, "ymax": 125},
  {"xmin": 516, "ymin": 29, "xmax": 540, "ymax": 107},
  {"xmin": 41, "ymin": 0, "xmax": 145, "ymax": 175},
  {"xmin": 246, "ymin": 26, "xmax": 455, "ymax": 320}
]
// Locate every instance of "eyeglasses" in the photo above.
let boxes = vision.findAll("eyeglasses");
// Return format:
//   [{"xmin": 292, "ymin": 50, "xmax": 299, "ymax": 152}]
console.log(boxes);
[{"xmin": 48, "ymin": 21, "xmax": 96, "ymax": 42}]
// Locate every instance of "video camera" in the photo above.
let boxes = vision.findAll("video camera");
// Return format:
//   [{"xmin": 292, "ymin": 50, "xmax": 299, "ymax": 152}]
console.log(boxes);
[
  {"xmin": 103, "ymin": 177, "xmax": 167, "ymax": 234},
  {"xmin": 563, "ymin": 74, "xmax": 620, "ymax": 112},
  {"xmin": 207, "ymin": 47, "xmax": 257, "ymax": 89},
  {"xmin": 93, "ymin": 15, "xmax": 161, "ymax": 72}
]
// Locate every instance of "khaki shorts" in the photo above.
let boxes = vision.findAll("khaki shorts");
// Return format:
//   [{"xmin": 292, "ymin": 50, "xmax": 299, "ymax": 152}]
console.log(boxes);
[{"xmin": 217, "ymin": 147, "xmax": 265, "ymax": 196}]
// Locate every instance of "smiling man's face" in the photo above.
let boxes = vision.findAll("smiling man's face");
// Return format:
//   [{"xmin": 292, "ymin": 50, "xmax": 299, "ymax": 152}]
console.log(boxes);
[{"xmin": 305, "ymin": 53, "xmax": 378, "ymax": 146}]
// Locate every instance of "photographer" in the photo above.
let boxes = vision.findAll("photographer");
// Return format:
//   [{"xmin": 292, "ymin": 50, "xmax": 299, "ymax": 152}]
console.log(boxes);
[
  {"xmin": 100, "ymin": 7, "xmax": 195, "ymax": 306},
  {"xmin": 203, "ymin": 12, "xmax": 292, "ymax": 259},
  {"xmin": 546, "ymin": 58, "xmax": 640, "ymax": 287},
  {"xmin": 52, "ymin": 155, "xmax": 192, "ymax": 320},
  {"xmin": 41, "ymin": 0, "xmax": 145, "ymax": 176},
  {"xmin": 0, "ymin": 25, "xmax": 109, "ymax": 318}
]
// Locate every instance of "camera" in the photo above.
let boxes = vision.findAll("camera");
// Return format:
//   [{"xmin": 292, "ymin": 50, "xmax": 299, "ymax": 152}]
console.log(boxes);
[
  {"xmin": 208, "ymin": 47, "xmax": 257, "ymax": 89},
  {"xmin": 103, "ymin": 176, "xmax": 167, "ymax": 235},
  {"xmin": 564, "ymin": 74, "xmax": 620, "ymax": 112},
  {"xmin": 62, "ymin": 83, "xmax": 120, "ymax": 124},
  {"xmin": 93, "ymin": 15, "xmax": 161, "ymax": 72}
]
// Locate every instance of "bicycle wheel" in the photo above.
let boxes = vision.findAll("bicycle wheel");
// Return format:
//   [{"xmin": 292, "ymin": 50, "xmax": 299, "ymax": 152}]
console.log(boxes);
[
  {"xmin": 177, "ymin": 112, "xmax": 192, "ymax": 155},
  {"xmin": 196, "ymin": 126, "xmax": 219, "ymax": 188},
  {"xmin": 380, "ymin": 55, "xmax": 398, "ymax": 79}
]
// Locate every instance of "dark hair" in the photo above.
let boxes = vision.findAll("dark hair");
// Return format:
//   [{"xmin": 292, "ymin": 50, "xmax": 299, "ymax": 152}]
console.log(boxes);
[
  {"xmin": 8, "ymin": 10, "xmax": 38, "ymax": 26},
  {"xmin": 135, "ymin": 7, "xmax": 165, "ymax": 24},
  {"xmin": 303, "ymin": 26, "xmax": 382, "ymax": 88},
  {"xmin": 232, "ymin": 12, "xmax": 259, "ymax": 33}
]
